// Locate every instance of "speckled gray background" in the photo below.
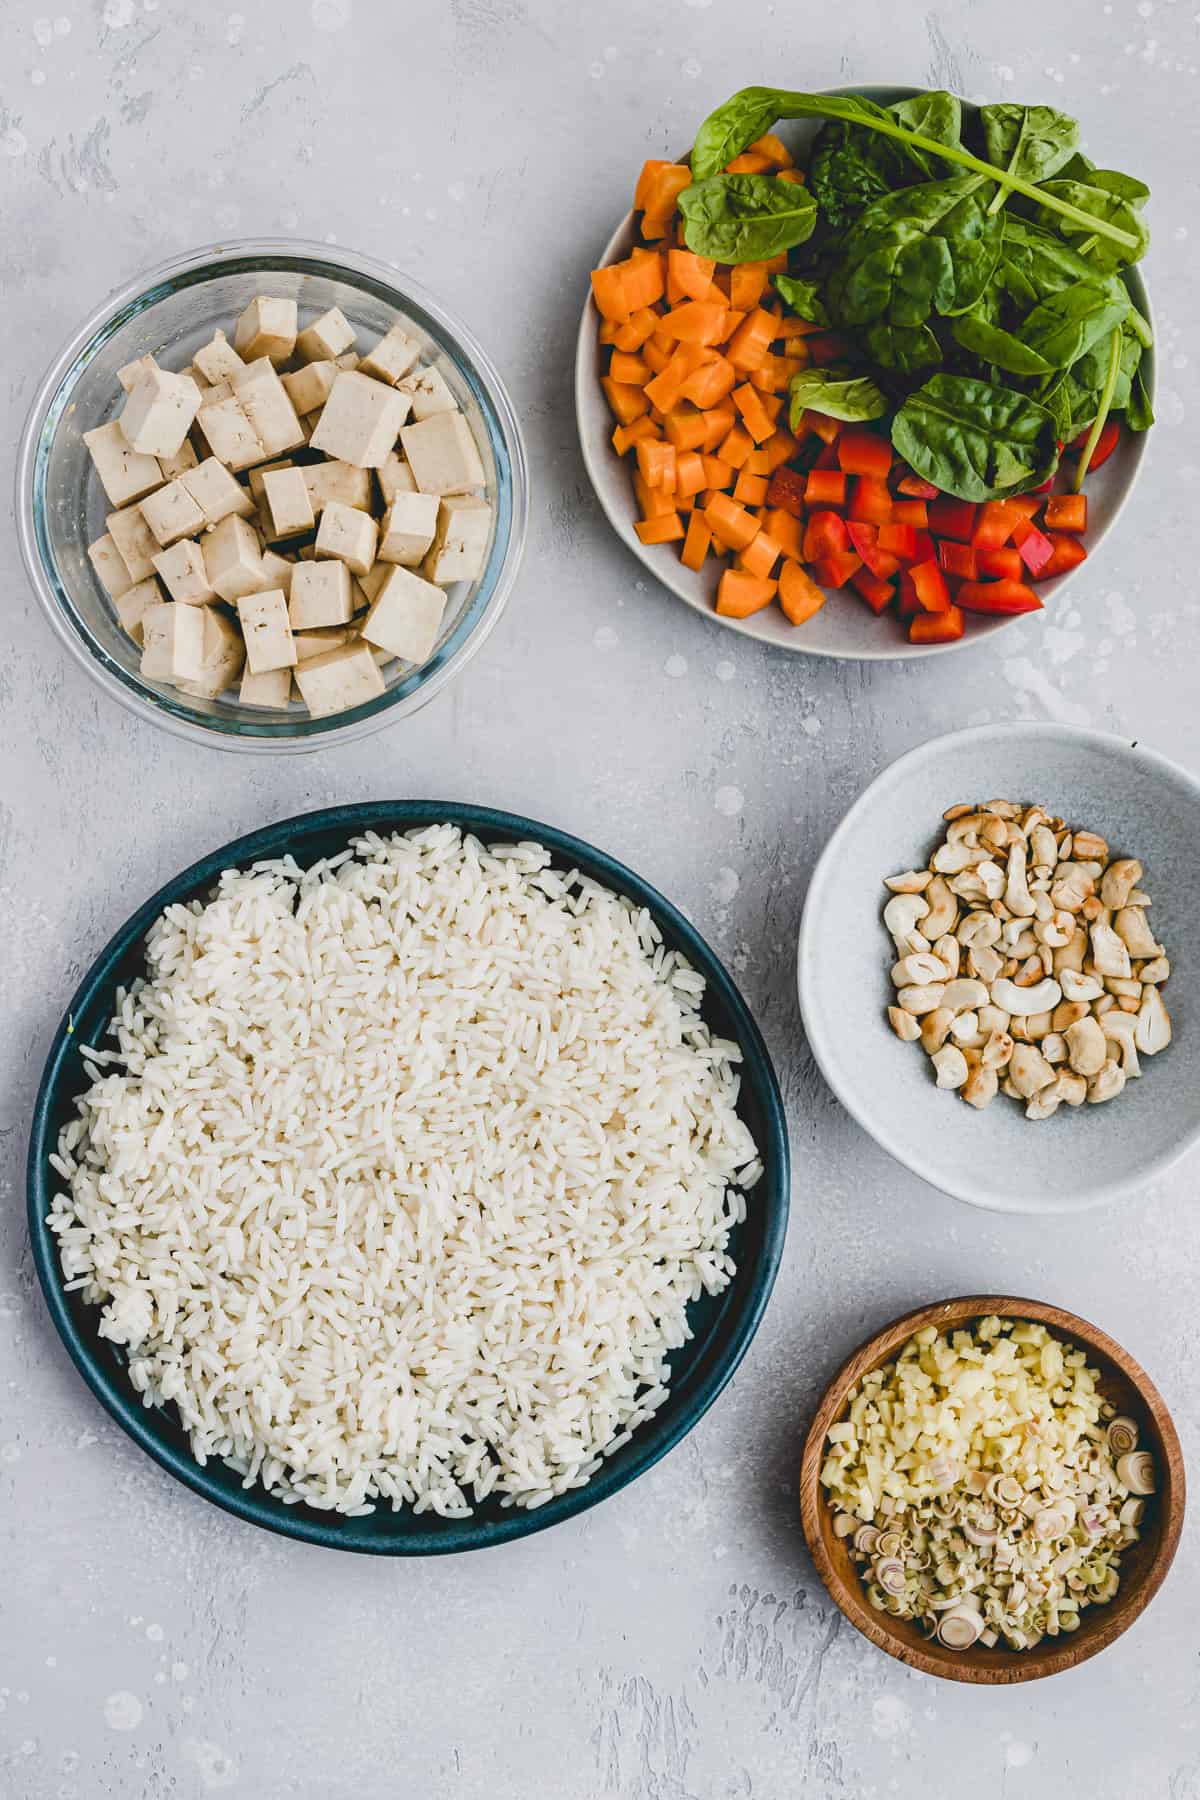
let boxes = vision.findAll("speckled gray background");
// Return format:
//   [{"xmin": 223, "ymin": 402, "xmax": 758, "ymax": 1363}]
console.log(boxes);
[{"xmin": 2, "ymin": 2, "xmax": 1198, "ymax": 1796}]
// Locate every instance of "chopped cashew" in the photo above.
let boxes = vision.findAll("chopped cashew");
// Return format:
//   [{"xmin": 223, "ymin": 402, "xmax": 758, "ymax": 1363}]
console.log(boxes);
[
  {"xmin": 938, "ymin": 978, "xmax": 989, "ymax": 1016},
  {"xmin": 920, "ymin": 878, "xmax": 957, "ymax": 940},
  {"xmin": 1004, "ymin": 842, "xmax": 1036, "ymax": 918},
  {"xmin": 887, "ymin": 1006, "xmax": 921, "ymax": 1043},
  {"xmin": 1089, "ymin": 921, "xmax": 1132, "ymax": 980},
  {"xmin": 884, "ymin": 870, "xmax": 933, "ymax": 894},
  {"xmin": 962, "ymin": 1063, "xmax": 999, "ymax": 1109},
  {"xmin": 1008, "ymin": 1043, "xmax": 1056, "ymax": 1098},
  {"xmin": 1134, "ymin": 987, "xmax": 1172, "ymax": 1055},
  {"xmin": 1064, "ymin": 1016, "xmax": 1107, "ymax": 1077},
  {"xmin": 891, "ymin": 953, "xmax": 951, "ymax": 988},
  {"xmin": 931, "ymin": 1045, "xmax": 969, "ymax": 1089},
  {"xmin": 990, "ymin": 976, "xmax": 1061, "ymax": 1017},
  {"xmin": 1114, "ymin": 906, "xmax": 1160, "ymax": 959},
  {"xmin": 1099, "ymin": 858, "xmax": 1143, "ymax": 909},
  {"xmin": 896, "ymin": 984, "xmax": 946, "ymax": 1016},
  {"xmin": 1087, "ymin": 1062, "xmax": 1126, "ymax": 1104},
  {"xmin": 920, "ymin": 1008, "xmax": 956, "ymax": 1055},
  {"xmin": 1099, "ymin": 1010, "xmax": 1141, "ymax": 1077}
]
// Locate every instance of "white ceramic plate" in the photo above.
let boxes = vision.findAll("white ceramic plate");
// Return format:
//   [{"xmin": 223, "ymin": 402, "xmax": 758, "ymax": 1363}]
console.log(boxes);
[
  {"xmin": 797, "ymin": 724, "xmax": 1200, "ymax": 1211},
  {"xmin": 575, "ymin": 89, "xmax": 1154, "ymax": 662}
]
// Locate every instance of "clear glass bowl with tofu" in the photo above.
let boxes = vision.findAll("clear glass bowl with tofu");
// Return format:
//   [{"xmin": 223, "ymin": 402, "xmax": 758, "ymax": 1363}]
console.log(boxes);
[{"xmin": 16, "ymin": 239, "xmax": 528, "ymax": 750}]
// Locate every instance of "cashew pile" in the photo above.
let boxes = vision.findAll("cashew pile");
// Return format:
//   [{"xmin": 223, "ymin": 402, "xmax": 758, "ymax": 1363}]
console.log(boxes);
[{"xmin": 883, "ymin": 800, "xmax": 1173, "ymax": 1119}]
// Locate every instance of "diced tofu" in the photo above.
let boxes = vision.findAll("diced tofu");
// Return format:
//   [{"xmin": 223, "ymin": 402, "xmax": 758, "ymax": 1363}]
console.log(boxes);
[
  {"xmin": 360, "ymin": 565, "xmax": 447, "ymax": 665},
  {"xmin": 315, "ymin": 501, "xmax": 378, "ymax": 576},
  {"xmin": 302, "ymin": 459, "xmax": 372, "ymax": 517},
  {"xmin": 261, "ymin": 466, "xmax": 315, "ymax": 540},
  {"xmin": 176, "ymin": 608, "xmax": 245, "ymax": 698},
  {"xmin": 358, "ymin": 324, "xmax": 421, "ymax": 386},
  {"xmin": 180, "ymin": 456, "xmax": 255, "ymax": 524},
  {"xmin": 192, "ymin": 330, "xmax": 247, "ymax": 386},
  {"xmin": 400, "ymin": 410, "xmax": 485, "ymax": 496},
  {"xmin": 195, "ymin": 397, "xmax": 264, "ymax": 471},
  {"xmin": 152, "ymin": 539, "xmax": 215, "ymax": 605},
  {"xmin": 106, "ymin": 504, "xmax": 160, "ymax": 582},
  {"xmin": 115, "ymin": 577, "xmax": 163, "ymax": 645},
  {"xmin": 289, "ymin": 560, "xmax": 353, "ymax": 629},
  {"xmin": 116, "ymin": 353, "xmax": 160, "ymax": 395},
  {"xmin": 295, "ymin": 307, "xmax": 356, "ymax": 364},
  {"xmin": 239, "ymin": 664, "xmax": 293, "ymax": 709},
  {"xmin": 293, "ymin": 640, "xmax": 386, "ymax": 717},
  {"xmin": 377, "ymin": 452, "xmax": 417, "ymax": 507},
  {"xmin": 202, "ymin": 513, "xmax": 264, "ymax": 602},
  {"xmin": 281, "ymin": 359, "xmax": 337, "ymax": 417},
  {"xmin": 257, "ymin": 549, "xmax": 295, "ymax": 596},
  {"xmin": 334, "ymin": 351, "xmax": 360, "ymax": 371},
  {"xmin": 234, "ymin": 295, "xmax": 298, "ymax": 365},
  {"xmin": 247, "ymin": 457, "xmax": 293, "ymax": 501},
  {"xmin": 140, "ymin": 478, "xmax": 207, "ymax": 548},
  {"xmin": 309, "ymin": 370, "xmax": 410, "ymax": 468},
  {"xmin": 422, "ymin": 495, "xmax": 493, "ymax": 584},
  {"xmin": 294, "ymin": 626, "xmax": 353, "ymax": 660},
  {"xmin": 140, "ymin": 600, "xmax": 206, "ymax": 682},
  {"xmin": 398, "ymin": 365, "xmax": 457, "ymax": 420},
  {"xmin": 83, "ymin": 421, "xmax": 163, "ymax": 507},
  {"xmin": 194, "ymin": 376, "xmax": 234, "ymax": 406},
  {"xmin": 236, "ymin": 587, "xmax": 296, "ymax": 673},
  {"xmin": 159, "ymin": 437, "xmax": 199, "ymax": 481},
  {"xmin": 357, "ymin": 564, "xmax": 390, "ymax": 604},
  {"xmin": 87, "ymin": 534, "xmax": 134, "ymax": 600},
  {"xmin": 233, "ymin": 358, "xmax": 306, "ymax": 458},
  {"xmin": 119, "ymin": 367, "xmax": 203, "ymax": 458},
  {"xmin": 377, "ymin": 491, "xmax": 440, "ymax": 567}
]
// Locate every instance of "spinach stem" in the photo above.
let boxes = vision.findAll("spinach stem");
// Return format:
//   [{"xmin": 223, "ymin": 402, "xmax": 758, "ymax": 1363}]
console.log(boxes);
[{"xmin": 1073, "ymin": 327, "xmax": 1123, "ymax": 491}]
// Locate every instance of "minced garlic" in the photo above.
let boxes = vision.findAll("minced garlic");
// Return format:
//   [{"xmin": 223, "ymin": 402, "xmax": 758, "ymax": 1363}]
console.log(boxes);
[{"xmin": 822, "ymin": 1317, "xmax": 1154, "ymax": 1651}]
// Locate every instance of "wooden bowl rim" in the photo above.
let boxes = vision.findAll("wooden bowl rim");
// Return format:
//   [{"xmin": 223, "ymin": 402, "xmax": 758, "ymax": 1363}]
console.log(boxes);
[{"xmin": 799, "ymin": 1294, "xmax": 1186, "ymax": 1684}]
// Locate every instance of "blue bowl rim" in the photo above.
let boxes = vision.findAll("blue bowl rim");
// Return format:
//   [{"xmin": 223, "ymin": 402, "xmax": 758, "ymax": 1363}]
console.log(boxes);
[{"xmin": 27, "ymin": 800, "xmax": 791, "ymax": 1555}]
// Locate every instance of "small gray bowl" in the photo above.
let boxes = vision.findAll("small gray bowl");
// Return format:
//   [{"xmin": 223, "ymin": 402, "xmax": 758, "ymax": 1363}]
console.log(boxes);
[{"xmin": 797, "ymin": 724, "xmax": 1200, "ymax": 1212}]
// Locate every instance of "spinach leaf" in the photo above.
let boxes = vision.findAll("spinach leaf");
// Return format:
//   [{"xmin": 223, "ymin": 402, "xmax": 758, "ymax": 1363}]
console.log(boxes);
[
  {"xmin": 998, "ymin": 217, "xmax": 1105, "ymax": 308},
  {"xmin": 861, "ymin": 319, "xmax": 943, "ymax": 372},
  {"xmin": 678, "ymin": 174, "xmax": 818, "ymax": 262},
  {"xmin": 1036, "ymin": 175, "xmax": 1150, "ymax": 269},
  {"xmin": 1050, "ymin": 317, "xmax": 1145, "ymax": 435},
  {"xmin": 1072, "ymin": 328, "xmax": 1125, "ymax": 487},
  {"xmin": 788, "ymin": 367, "xmax": 889, "ymax": 428},
  {"xmin": 891, "ymin": 90, "xmax": 962, "ymax": 155},
  {"xmin": 773, "ymin": 273, "xmax": 829, "ymax": 326},
  {"xmin": 1127, "ymin": 366, "xmax": 1154, "ymax": 431},
  {"xmin": 979, "ymin": 103, "xmax": 1080, "ymax": 210},
  {"xmin": 825, "ymin": 176, "xmax": 1003, "ymax": 328},
  {"xmin": 949, "ymin": 308, "xmax": 1054, "ymax": 376},
  {"xmin": 1020, "ymin": 279, "xmax": 1130, "ymax": 370},
  {"xmin": 891, "ymin": 373, "xmax": 1059, "ymax": 500},
  {"xmin": 808, "ymin": 91, "xmax": 962, "ymax": 230}
]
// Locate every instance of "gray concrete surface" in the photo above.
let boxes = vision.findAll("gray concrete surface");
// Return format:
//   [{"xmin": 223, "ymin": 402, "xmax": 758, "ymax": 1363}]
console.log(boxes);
[{"xmin": 2, "ymin": 1, "xmax": 1198, "ymax": 1795}]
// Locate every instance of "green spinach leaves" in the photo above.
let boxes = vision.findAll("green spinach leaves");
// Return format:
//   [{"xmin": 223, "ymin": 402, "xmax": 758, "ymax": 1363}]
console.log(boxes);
[
  {"xmin": 787, "ymin": 368, "xmax": 889, "ymax": 428},
  {"xmin": 678, "ymin": 173, "xmax": 817, "ymax": 262},
  {"xmin": 892, "ymin": 375, "xmax": 1060, "ymax": 501}
]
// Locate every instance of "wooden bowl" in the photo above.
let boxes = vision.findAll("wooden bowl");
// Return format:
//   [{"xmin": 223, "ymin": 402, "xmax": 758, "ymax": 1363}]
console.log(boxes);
[{"xmin": 800, "ymin": 1296, "xmax": 1185, "ymax": 1684}]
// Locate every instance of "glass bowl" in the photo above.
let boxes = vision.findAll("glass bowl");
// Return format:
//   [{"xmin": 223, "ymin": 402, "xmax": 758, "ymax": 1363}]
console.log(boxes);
[{"xmin": 16, "ymin": 239, "xmax": 529, "ymax": 752}]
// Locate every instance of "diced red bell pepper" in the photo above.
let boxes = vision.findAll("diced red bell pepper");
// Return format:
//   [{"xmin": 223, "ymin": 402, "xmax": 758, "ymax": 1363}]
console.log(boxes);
[
  {"xmin": 971, "ymin": 500, "xmax": 1024, "ymax": 550},
  {"xmin": 1012, "ymin": 519, "xmax": 1055, "ymax": 577},
  {"xmin": 878, "ymin": 522, "xmax": 917, "ymax": 560},
  {"xmin": 802, "ymin": 509, "xmax": 850, "ymax": 562},
  {"xmin": 956, "ymin": 579, "xmax": 1044, "ymax": 615},
  {"xmin": 807, "ymin": 333, "xmax": 849, "ymax": 366},
  {"xmin": 1043, "ymin": 493, "xmax": 1087, "ymax": 533},
  {"xmin": 894, "ymin": 470, "xmax": 940, "ymax": 500},
  {"xmin": 764, "ymin": 466, "xmax": 808, "ymax": 518},
  {"xmin": 1038, "ymin": 532, "xmax": 1088, "ymax": 579},
  {"xmin": 848, "ymin": 476, "xmax": 893, "ymax": 526},
  {"xmin": 803, "ymin": 410, "xmax": 841, "ymax": 445},
  {"xmin": 850, "ymin": 567, "xmax": 896, "ymax": 613},
  {"xmin": 1031, "ymin": 473, "xmax": 1055, "ymax": 494},
  {"xmin": 813, "ymin": 441, "xmax": 841, "ymax": 469},
  {"xmin": 845, "ymin": 520, "xmax": 901, "ymax": 580},
  {"xmin": 976, "ymin": 547, "xmax": 1023, "ymax": 581},
  {"xmin": 910, "ymin": 558, "xmax": 952, "ymax": 614},
  {"xmin": 896, "ymin": 569, "xmax": 922, "ymax": 619},
  {"xmin": 1068, "ymin": 419, "xmax": 1120, "ymax": 472},
  {"xmin": 837, "ymin": 427, "xmax": 892, "ymax": 479},
  {"xmin": 909, "ymin": 530, "xmax": 936, "ymax": 567},
  {"xmin": 909, "ymin": 604, "xmax": 964, "ymax": 644},
  {"xmin": 810, "ymin": 549, "xmax": 863, "ymax": 588},
  {"xmin": 891, "ymin": 499, "xmax": 929, "ymax": 528},
  {"xmin": 928, "ymin": 497, "xmax": 977, "ymax": 543},
  {"xmin": 937, "ymin": 540, "xmax": 978, "ymax": 582},
  {"xmin": 806, "ymin": 469, "xmax": 847, "ymax": 509}
]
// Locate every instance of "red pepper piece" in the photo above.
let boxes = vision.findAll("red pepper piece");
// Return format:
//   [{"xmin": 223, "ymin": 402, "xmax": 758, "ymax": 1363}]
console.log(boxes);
[
  {"xmin": 802, "ymin": 509, "xmax": 850, "ymax": 561},
  {"xmin": 894, "ymin": 470, "xmax": 940, "ymax": 499},
  {"xmin": 956, "ymin": 578, "xmax": 1044, "ymax": 615},
  {"xmin": 807, "ymin": 333, "xmax": 849, "ymax": 366},
  {"xmin": 1043, "ymin": 493, "xmax": 1087, "ymax": 533},
  {"xmin": 805, "ymin": 469, "xmax": 847, "ymax": 509},
  {"xmin": 1038, "ymin": 532, "xmax": 1088, "ymax": 579},
  {"xmin": 845, "ymin": 520, "xmax": 901, "ymax": 579},
  {"xmin": 971, "ymin": 500, "xmax": 1024, "ymax": 550},
  {"xmin": 1013, "ymin": 519, "xmax": 1055, "ymax": 576},
  {"xmin": 850, "ymin": 567, "xmax": 895, "ymax": 613},
  {"xmin": 910, "ymin": 558, "xmax": 952, "ymax": 614},
  {"xmin": 810, "ymin": 549, "xmax": 863, "ymax": 588},
  {"xmin": 928, "ymin": 497, "xmax": 977, "ymax": 542},
  {"xmin": 877, "ymin": 522, "xmax": 917, "ymax": 560},
  {"xmin": 764, "ymin": 466, "xmax": 808, "ymax": 518},
  {"xmin": 909, "ymin": 603, "xmax": 964, "ymax": 644},
  {"xmin": 937, "ymin": 540, "xmax": 979, "ymax": 581},
  {"xmin": 1068, "ymin": 419, "xmax": 1120, "ymax": 471},
  {"xmin": 837, "ymin": 428, "xmax": 892, "ymax": 479},
  {"xmin": 802, "ymin": 410, "xmax": 841, "ymax": 445},
  {"xmin": 976, "ymin": 547, "xmax": 1023, "ymax": 581},
  {"xmin": 908, "ymin": 529, "xmax": 936, "ymax": 566},
  {"xmin": 848, "ymin": 475, "xmax": 893, "ymax": 525},
  {"xmin": 896, "ymin": 569, "xmax": 923, "ymax": 619}
]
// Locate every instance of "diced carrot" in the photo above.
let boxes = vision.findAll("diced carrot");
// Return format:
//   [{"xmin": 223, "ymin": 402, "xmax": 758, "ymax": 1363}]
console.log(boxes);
[
  {"xmin": 837, "ymin": 429, "xmax": 892, "ymax": 479},
  {"xmin": 748, "ymin": 132, "xmax": 794, "ymax": 169},
  {"xmin": 591, "ymin": 265, "xmax": 631, "ymax": 323},
  {"xmin": 601, "ymin": 378, "xmax": 650, "ymax": 426},
  {"xmin": 599, "ymin": 320, "xmax": 623, "ymax": 346},
  {"xmin": 640, "ymin": 214, "xmax": 671, "ymax": 242},
  {"xmin": 778, "ymin": 558, "xmax": 826, "ymax": 625},
  {"xmin": 776, "ymin": 316, "xmax": 823, "ymax": 339},
  {"xmin": 776, "ymin": 168, "xmax": 806, "ymax": 186},
  {"xmin": 722, "ymin": 309, "xmax": 747, "ymax": 337},
  {"xmin": 730, "ymin": 264, "xmax": 771, "ymax": 311},
  {"xmin": 765, "ymin": 508, "xmax": 806, "ymax": 562},
  {"xmin": 612, "ymin": 307, "xmax": 661, "ymax": 352},
  {"xmin": 667, "ymin": 249, "xmax": 716, "ymax": 301},
  {"xmin": 733, "ymin": 470, "xmax": 769, "ymax": 507},
  {"xmin": 612, "ymin": 416, "xmax": 660, "ymax": 456},
  {"xmin": 680, "ymin": 510, "xmax": 712, "ymax": 571},
  {"xmin": 744, "ymin": 448, "xmax": 771, "ymax": 476},
  {"xmin": 725, "ymin": 151, "xmax": 774, "ymax": 175},
  {"xmin": 609, "ymin": 351, "xmax": 650, "ymax": 386},
  {"xmin": 659, "ymin": 301, "xmax": 729, "ymax": 345},
  {"xmin": 909, "ymin": 604, "xmax": 964, "ymax": 644},
  {"xmin": 726, "ymin": 308, "xmax": 776, "ymax": 373},
  {"xmin": 641, "ymin": 338, "xmax": 671, "ymax": 376},
  {"xmin": 635, "ymin": 513, "xmax": 685, "ymax": 545},
  {"xmin": 701, "ymin": 454, "xmax": 735, "ymax": 491},
  {"xmin": 1043, "ymin": 493, "xmax": 1088, "ymax": 533},
  {"xmin": 731, "ymin": 383, "xmax": 776, "ymax": 445},
  {"xmin": 643, "ymin": 359, "xmax": 690, "ymax": 414},
  {"xmin": 623, "ymin": 253, "xmax": 666, "ymax": 312},
  {"xmin": 635, "ymin": 160, "xmax": 692, "ymax": 217},
  {"xmin": 675, "ymin": 451, "xmax": 706, "ymax": 498},
  {"xmin": 718, "ymin": 423, "xmax": 755, "ymax": 469},
  {"xmin": 633, "ymin": 472, "xmax": 675, "ymax": 520},
  {"xmin": 737, "ymin": 529, "xmax": 782, "ymax": 579},
  {"xmin": 636, "ymin": 438, "xmax": 677, "ymax": 490},
  {"xmin": 704, "ymin": 492, "xmax": 759, "ymax": 552},
  {"xmin": 762, "ymin": 430, "xmax": 798, "ymax": 472},
  {"xmin": 716, "ymin": 569, "xmax": 777, "ymax": 616},
  {"xmin": 680, "ymin": 357, "xmax": 737, "ymax": 410}
]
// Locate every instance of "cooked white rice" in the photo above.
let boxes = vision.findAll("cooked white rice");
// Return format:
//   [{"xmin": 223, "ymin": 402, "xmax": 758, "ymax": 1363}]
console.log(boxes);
[{"xmin": 49, "ymin": 826, "xmax": 761, "ymax": 1517}]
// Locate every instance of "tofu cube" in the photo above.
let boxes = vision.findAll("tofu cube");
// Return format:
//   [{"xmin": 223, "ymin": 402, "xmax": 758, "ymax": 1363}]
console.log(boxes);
[
  {"xmin": 176, "ymin": 608, "xmax": 245, "ymax": 698},
  {"xmin": 159, "ymin": 437, "xmax": 199, "ymax": 481},
  {"xmin": 233, "ymin": 358, "xmax": 306, "ymax": 458},
  {"xmin": 315, "ymin": 501, "xmax": 378, "ymax": 576},
  {"xmin": 335, "ymin": 351, "xmax": 360, "ymax": 371},
  {"xmin": 106, "ymin": 504, "xmax": 160, "ymax": 582},
  {"xmin": 203, "ymin": 513, "xmax": 264, "ymax": 602},
  {"xmin": 119, "ymin": 367, "xmax": 203, "ymax": 459},
  {"xmin": 294, "ymin": 625, "xmax": 352, "ymax": 660},
  {"xmin": 358, "ymin": 324, "xmax": 421, "ymax": 386},
  {"xmin": 87, "ymin": 534, "xmax": 134, "ymax": 600},
  {"xmin": 236, "ymin": 588, "xmax": 296, "ymax": 673},
  {"xmin": 258, "ymin": 549, "xmax": 295, "ymax": 596},
  {"xmin": 302, "ymin": 459, "xmax": 372, "ymax": 516},
  {"xmin": 422, "ymin": 495, "xmax": 493, "ymax": 585},
  {"xmin": 400, "ymin": 411, "xmax": 485, "ymax": 496},
  {"xmin": 192, "ymin": 330, "xmax": 247, "ymax": 386},
  {"xmin": 180, "ymin": 456, "xmax": 255, "ymax": 524},
  {"xmin": 309, "ymin": 371, "xmax": 410, "ymax": 469},
  {"xmin": 289, "ymin": 560, "xmax": 353, "ymax": 630},
  {"xmin": 83, "ymin": 421, "xmax": 162, "ymax": 507},
  {"xmin": 295, "ymin": 307, "xmax": 356, "ymax": 364},
  {"xmin": 398, "ymin": 365, "xmax": 457, "ymax": 420},
  {"xmin": 140, "ymin": 478, "xmax": 207, "ymax": 548},
  {"xmin": 152, "ymin": 539, "xmax": 215, "ymax": 605},
  {"xmin": 377, "ymin": 491, "xmax": 440, "ymax": 567},
  {"xmin": 195, "ymin": 397, "xmax": 264, "ymax": 471},
  {"xmin": 376, "ymin": 452, "xmax": 417, "ymax": 507},
  {"xmin": 140, "ymin": 600, "xmax": 206, "ymax": 682},
  {"xmin": 233, "ymin": 295, "xmax": 298, "ymax": 365},
  {"xmin": 294, "ymin": 641, "xmax": 386, "ymax": 718},
  {"xmin": 239, "ymin": 664, "xmax": 293, "ymax": 709},
  {"xmin": 115, "ymin": 577, "xmax": 163, "ymax": 645},
  {"xmin": 261, "ymin": 466, "xmax": 315, "ymax": 540},
  {"xmin": 281, "ymin": 359, "xmax": 337, "ymax": 417},
  {"xmin": 360, "ymin": 565, "xmax": 447, "ymax": 665},
  {"xmin": 357, "ymin": 563, "xmax": 390, "ymax": 604},
  {"xmin": 116, "ymin": 353, "xmax": 160, "ymax": 395}
]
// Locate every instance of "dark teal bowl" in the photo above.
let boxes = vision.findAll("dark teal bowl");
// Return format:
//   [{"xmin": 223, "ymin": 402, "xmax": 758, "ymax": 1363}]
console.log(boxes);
[{"xmin": 28, "ymin": 802, "xmax": 789, "ymax": 1554}]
